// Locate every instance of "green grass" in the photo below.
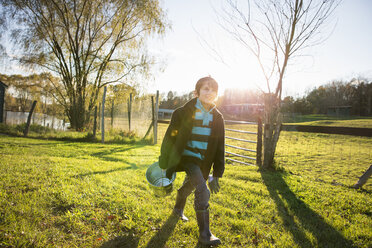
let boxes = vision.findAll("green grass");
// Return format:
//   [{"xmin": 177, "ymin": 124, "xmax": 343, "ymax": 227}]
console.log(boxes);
[{"xmin": 1, "ymin": 130, "xmax": 371, "ymax": 247}]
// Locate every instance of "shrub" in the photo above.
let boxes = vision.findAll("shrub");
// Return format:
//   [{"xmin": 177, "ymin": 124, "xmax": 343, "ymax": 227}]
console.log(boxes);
[
  {"xmin": 84, "ymin": 132, "xmax": 97, "ymax": 141},
  {"xmin": 107, "ymin": 128, "xmax": 137, "ymax": 139},
  {"xmin": 0, "ymin": 123, "xmax": 13, "ymax": 134},
  {"xmin": 0, "ymin": 123, "xmax": 52, "ymax": 136},
  {"xmin": 29, "ymin": 124, "xmax": 52, "ymax": 134},
  {"xmin": 14, "ymin": 123, "xmax": 52, "ymax": 134}
]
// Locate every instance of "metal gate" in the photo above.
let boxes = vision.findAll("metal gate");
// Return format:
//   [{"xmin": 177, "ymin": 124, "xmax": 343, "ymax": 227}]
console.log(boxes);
[{"xmin": 224, "ymin": 118, "xmax": 262, "ymax": 166}]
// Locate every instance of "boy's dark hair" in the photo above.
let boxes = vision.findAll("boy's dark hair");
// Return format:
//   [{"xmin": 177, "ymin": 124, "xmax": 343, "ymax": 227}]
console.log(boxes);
[{"xmin": 195, "ymin": 76, "xmax": 218, "ymax": 95}]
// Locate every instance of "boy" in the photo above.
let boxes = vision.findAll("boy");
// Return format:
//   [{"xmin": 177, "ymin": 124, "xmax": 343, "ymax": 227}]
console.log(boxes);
[{"xmin": 159, "ymin": 76, "xmax": 225, "ymax": 246}]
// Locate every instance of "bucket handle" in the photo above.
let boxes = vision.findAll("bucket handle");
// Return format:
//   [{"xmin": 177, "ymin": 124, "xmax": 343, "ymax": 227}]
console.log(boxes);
[{"xmin": 161, "ymin": 169, "xmax": 166, "ymax": 187}]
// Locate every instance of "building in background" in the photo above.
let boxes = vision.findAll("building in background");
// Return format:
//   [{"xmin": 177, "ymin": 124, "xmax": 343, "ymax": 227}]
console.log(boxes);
[{"xmin": 158, "ymin": 108, "xmax": 174, "ymax": 119}]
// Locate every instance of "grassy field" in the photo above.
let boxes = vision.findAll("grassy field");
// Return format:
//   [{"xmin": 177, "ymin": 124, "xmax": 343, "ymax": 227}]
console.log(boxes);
[
  {"xmin": 283, "ymin": 114, "xmax": 372, "ymax": 128},
  {"xmin": 1, "ymin": 122, "xmax": 371, "ymax": 247}
]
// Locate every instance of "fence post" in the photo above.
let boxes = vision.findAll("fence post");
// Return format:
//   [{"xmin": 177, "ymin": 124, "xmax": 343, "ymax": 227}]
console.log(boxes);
[
  {"xmin": 111, "ymin": 100, "xmax": 114, "ymax": 128},
  {"xmin": 151, "ymin": 96, "xmax": 155, "ymax": 143},
  {"xmin": 153, "ymin": 90, "xmax": 159, "ymax": 144},
  {"xmin": 353, "ymin": 165, "xmax": 372, "ymax": 189},
  {"xmin": 101, "ymin": 86, "xmax": 107, "ymax": 143},
  {"xmin": 256, "ymin": 116, "xmax": 263, "ymax": 167},
  {"xmin": 93, "ymin": 106, "xmax": 97, "ymax": 138},
  {"xmin": 98, "ymin": 103, "xmax": 101, "ymax": 131},
  {"xmin": 128, "ymin": 93, "xmax": 132, "ymax": 131},
  {"xmin": 23, "ymin": 100, "xmax": 37, "ymax": 137}
]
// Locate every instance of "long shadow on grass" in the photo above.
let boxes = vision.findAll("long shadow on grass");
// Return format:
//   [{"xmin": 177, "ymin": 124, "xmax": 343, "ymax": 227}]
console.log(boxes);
[
  {"xmin": 100, "ymin": 233, "xmax": 140, "ymax": 248},
  {"xmin": 144, "ymin": 214, "xmax": 179, "ymax": 248},
  {"xmin": 75, "ymin": 146, "xmax": 154, "ymax": 178},
  {"xmin": 75, "ymin": 164, "xmax": 139, "ymax": 178},
  {"xmin": 260, "ymin": 170, "xmax": 354, "ymax": 248},
  {"xmin": 91, "ymin": 145, "xmax": 145, "ymax": 157},
  {"xmin": 90, "ymin": 145, "xmax": 151, "ymax": 165}
]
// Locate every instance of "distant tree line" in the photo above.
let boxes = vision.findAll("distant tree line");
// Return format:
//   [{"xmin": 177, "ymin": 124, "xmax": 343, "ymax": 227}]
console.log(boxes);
[
  {"xmin": 282, "ymin": 78, "xmax": 372, "ymax": 116},
  {"xmin": 159, "ymin": 91, "xmax": 194, "ymax": 109}
]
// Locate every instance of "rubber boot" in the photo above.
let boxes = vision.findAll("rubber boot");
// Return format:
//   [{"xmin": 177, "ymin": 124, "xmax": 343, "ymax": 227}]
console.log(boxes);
[
  {"xmin": 196, "ymin": 209, "xmax": 221, "ymax": 246},
  {"xmin": 172, "ymin": 192, "xmax": 189, "ymax": 221}
]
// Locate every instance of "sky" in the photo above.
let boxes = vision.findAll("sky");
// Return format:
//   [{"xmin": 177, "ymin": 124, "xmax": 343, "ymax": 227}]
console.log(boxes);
[
  {"xmin": 147, "ymin": 0, "xmax": 372, "ymax": 97},
  {"xmin": 1, "ymin": 0, "xmax": 372, "ymax": 98}
]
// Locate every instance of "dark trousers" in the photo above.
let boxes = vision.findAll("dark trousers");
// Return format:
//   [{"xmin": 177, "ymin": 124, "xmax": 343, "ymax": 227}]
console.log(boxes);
[{"xmin": 178, "ymin": 162, "xmax": 210, "ymax": 211}]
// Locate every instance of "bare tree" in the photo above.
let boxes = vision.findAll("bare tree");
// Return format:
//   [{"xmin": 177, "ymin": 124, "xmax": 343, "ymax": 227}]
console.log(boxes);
[{"xmin": 216, "ymin": 0, "xmax": 340, "ymax": 169}]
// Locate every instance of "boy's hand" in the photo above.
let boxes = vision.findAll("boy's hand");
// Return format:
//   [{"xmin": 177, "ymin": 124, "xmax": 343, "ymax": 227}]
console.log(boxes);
[
  {"xmin": 208, "ymin": 176, "xmax": 220, "ymax": 194},
  {"xmin": 165, "ymin": 167, "xmax": 175, "ymax": 179}
]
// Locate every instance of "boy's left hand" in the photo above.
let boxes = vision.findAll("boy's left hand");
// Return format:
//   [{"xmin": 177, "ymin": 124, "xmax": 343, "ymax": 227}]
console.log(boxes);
[
  {"xmin": 208, "ymin": 177, "xmax": 220, "ymax": 194},
  {"xmin": 165, "ymin": 167, "xmax": 175, "ymax": 179}
]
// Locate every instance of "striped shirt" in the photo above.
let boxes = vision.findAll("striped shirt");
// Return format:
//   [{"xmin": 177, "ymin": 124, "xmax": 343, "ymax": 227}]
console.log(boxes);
[{"xmin": 182, "ymin": 98, "xmax": 215, "ymax": 161}]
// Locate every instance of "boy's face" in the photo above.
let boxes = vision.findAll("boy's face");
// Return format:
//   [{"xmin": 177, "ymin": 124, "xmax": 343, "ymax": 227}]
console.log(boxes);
[{"xmin": 197, "ymin": 82, "xmax": 217, "ymax": 105}]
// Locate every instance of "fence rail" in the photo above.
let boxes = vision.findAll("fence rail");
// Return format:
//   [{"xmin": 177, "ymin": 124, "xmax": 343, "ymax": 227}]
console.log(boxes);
[
  {"xmin": 225, "ymin": 128, "xmax": 257, "ymax": 135},
  {"xmin": 225, "ymin": 144, "xmax": 256, "ymax": 153},
  {"xmin": 225, "ymin": 158, "xmax": 256, "ymax": 166},
  {"xmin": 225, "ymin": 136, "xmax": 257, "ymax": 144},
  {"xmin": 225, "ymin": 120, "xmax": 257, "ymax": 125},
  {"xmin": 226, "ymin": 151, "xmax": 256, "ymax": 160},
  {"xmin": 282, "ymin": 124, "xmax": 372, "ymax": 137}
]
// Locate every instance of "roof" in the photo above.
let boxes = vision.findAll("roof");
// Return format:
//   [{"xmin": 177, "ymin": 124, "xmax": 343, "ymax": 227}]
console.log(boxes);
[{"xmin": 0, "ymin": 81, "xmax": 8, "ymax": 88}]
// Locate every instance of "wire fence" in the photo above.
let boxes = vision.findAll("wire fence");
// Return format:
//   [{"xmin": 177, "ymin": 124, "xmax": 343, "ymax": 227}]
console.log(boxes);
[
  {"xmin": 275, "ymin": 132, "xmax": 372, "ymax": 164},
  {"xmin": 4, "ymin": 111, "xmax": 67, "ymax": 130},
  {"xmin": 102, "ymin": 96, "xmax": 153, "ymax": 137},
  {"xmin": 3, "ymin": 88, "xmax": 156, "ymax": 137},
  {"xmin": 274, "ymin": 131, "xmax": 372, "ymax": 188}
]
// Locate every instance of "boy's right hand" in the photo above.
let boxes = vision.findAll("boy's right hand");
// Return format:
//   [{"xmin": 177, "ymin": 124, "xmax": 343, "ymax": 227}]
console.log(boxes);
[{"xmin": 208, "ymin": 176, "xmax": 220, "ymax": 194}]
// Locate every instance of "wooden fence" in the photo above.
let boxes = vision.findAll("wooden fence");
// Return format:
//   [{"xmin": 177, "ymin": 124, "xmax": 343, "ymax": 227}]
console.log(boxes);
[{"xmin": 282, "ymin": 124, "xmax": 372, "ymax": 137}]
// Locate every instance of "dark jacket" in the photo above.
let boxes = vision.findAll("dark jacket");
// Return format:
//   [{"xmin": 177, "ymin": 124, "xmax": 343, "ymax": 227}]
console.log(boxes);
[{"xmin": 159, "ymin": 98, "xmax": 225, "ymax": 180}]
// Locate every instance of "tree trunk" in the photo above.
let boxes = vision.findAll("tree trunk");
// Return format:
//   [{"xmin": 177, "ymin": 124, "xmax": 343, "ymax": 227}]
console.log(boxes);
[
  {"xmin": 23, "ymin": 100, "xmax": 37, "ymax": 137},
  {"xmin": 93, "ymin": 106, "xmax": 97, "ymax": 138},
  {"xmin": 101, "ymin": 86, "xmax": 107, "ymax": 143},
  {"xmin": 67, "ymin": 96, "xmax": 90, "ymax": 131},
  {"xmin": 111, "ymin": 100, "xmax": 114, "ymax": 129},
  {"xmin": 262, "ymin": 94, "xmax": 282, "ymax": 170}
]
